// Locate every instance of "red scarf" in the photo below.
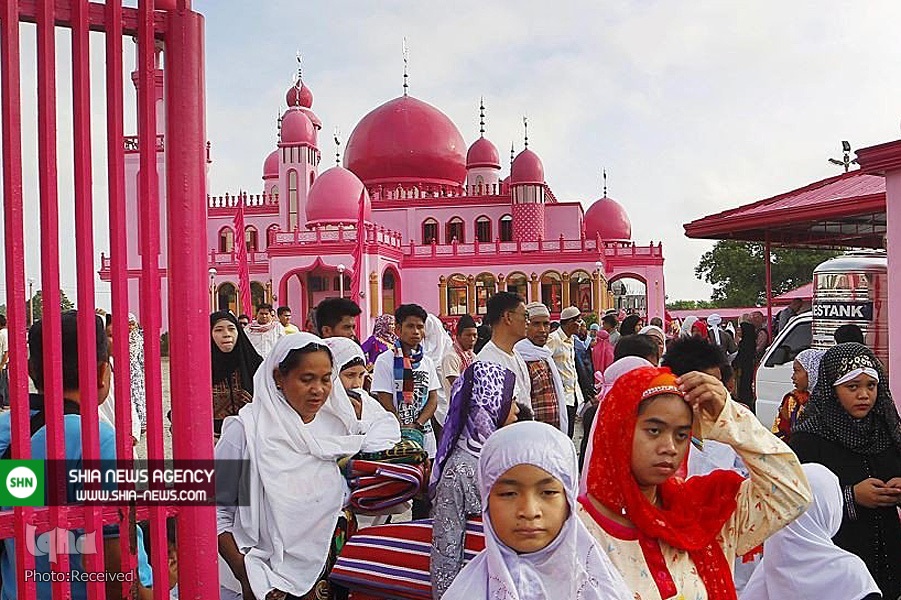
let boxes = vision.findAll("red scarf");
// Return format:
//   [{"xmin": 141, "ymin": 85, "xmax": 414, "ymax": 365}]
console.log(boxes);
[
  {"xmin": 586, "ymin": 366, "xmax": 743, "ymax": 600},
  {"xmin": 453, "ymin": 339, "xmax": 474, "ymax": 372}
]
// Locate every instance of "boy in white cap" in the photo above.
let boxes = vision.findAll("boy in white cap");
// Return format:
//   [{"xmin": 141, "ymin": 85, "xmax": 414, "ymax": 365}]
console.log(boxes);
[{"xmin": 546, "ymin": 306, "xmax": 584, "ymax": 437}]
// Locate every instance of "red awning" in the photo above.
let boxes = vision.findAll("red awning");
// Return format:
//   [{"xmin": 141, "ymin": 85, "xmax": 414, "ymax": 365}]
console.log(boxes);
[
  {"xmin": 683, "ymin": 170, "xmax": 886, "ymax": 248},
  {"xmin": 774, "ymin": 282, "xmax": 813, "ymax": 304}
]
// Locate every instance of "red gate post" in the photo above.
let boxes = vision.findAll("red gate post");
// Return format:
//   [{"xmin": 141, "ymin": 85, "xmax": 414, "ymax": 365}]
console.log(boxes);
[{"xmin": 164, "ymin": 1, "xmax": 219, "ymax": 598}]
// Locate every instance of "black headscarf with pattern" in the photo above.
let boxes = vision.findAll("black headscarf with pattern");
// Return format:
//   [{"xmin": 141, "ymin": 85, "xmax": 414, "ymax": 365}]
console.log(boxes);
[
  {"xmin": 795, "ymin": 342, "xmax": 901, "ymax": 455},
  {"xmin": 210, "ymin": 311, "xmax": 263, "ymax": 395}
]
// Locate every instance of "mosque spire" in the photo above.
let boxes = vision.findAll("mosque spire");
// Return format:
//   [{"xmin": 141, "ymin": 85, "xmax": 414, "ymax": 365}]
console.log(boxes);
[
  {"xmin": 510, "ymin": 142, "xmax": 515, "ymax": 167},
  {"xmin": 277, "ymin": 107, "xmax": 283, "ymax": 142},
  {"xmin": 603, "ymin": 168, "xmax": 608, "ymax": 196},
  {"xmin": 479, "ymin": 97, "xmax": 486, "ymax": 137},
  {"xmin": 402, "ymin": 37, "xmax": 409, "ymax": 96},
  {"xmin": 292, "ymin": 51, "xmax": 304, "ymax": 107},
  {"xmin": 334, "ymin": 127, "xmax": 342, "ymax": 167},
  {"xmin": 523, "ymin": 115, "xmax": 529, "ymax": 148}
]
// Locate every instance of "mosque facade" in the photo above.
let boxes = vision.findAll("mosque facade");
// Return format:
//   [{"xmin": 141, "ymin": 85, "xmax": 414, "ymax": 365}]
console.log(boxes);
[{"xmin": 101, "ymin": 73, "xmax": 665, "ymax": 330}]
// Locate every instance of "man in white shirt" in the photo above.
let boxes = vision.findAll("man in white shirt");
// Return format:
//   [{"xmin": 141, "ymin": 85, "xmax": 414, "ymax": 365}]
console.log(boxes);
[
  {"xmin": 439, "ymin": 314, "xmax": 477, "ymax": 427},
  {"xmin": 244, "ymin": 303, "xmax": 284, "ymax": 358},
  {"xmin": 0, "ymin": 314, "xmax": 8, "ymax": 409},
  {"xmin": 546, "ymin": 306, "xmax": 584, "ymax": 437},
  {"xmin": 474, "ymin": 291, "xmax": 531, "ymax": 407}
]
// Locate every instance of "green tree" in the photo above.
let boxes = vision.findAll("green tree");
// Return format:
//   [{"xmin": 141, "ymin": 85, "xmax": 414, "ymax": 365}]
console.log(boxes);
[
  {"xmin": 26, "ymin": 289, "xmax": 74, "ymax": 323},
  {"xmin": 695, "ymin": 241, "xmax": 838, "ymax": 307}
]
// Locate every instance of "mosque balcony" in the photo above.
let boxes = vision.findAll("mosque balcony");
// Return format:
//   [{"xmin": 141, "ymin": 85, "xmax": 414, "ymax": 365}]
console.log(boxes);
[
  {"xmin": 366, "ymin": 181, "xmax": 560, "ymax": 208},
  {"xmin": 123, "ymin": 134, "xmax": 165, "ymax": 154},
  {"xmin": 266, "ymin": 223, "xmax": 405, "ymax": 257},
  {"xmin": 400, "ymin": 236, "xmax": 663, "ymax": 268},
  {"xmin": 208, "ymin": 191, "xmax": 279, "ymax": 216}
]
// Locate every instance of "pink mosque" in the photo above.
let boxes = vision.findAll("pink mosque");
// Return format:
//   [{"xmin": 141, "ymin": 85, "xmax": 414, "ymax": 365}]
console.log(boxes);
[{"xmin": 101, "ymin": 69, "xmax": 666, "ymax": 331}]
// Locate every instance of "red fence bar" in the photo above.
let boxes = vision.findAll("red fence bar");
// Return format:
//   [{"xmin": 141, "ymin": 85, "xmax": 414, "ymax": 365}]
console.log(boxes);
[
  {"xmin": 36, "ymin": 0, "xmax": 73, "ymax": 596},
  {"xmin": 105, "ymin": 0, "xmax": 139, "ymax": 588},
  {"xmin": 0, "ymin": 0, "xmax": 39, "ymax": 596},
  {"xmin": 71, "ymin": 0, "xmax": 106, "ymax": 596},
  {"xmin": 136, "ymin": 1, "xmax": 170, "ymax": 598},
  {"xmin": 164, "ymin": 2, "xmax": 219, "ymax": 597}
]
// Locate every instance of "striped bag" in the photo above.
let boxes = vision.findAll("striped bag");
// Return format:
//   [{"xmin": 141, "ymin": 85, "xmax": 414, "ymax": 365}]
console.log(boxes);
[{"xmin": 330, "ymin": 518, "xmax": 485, "ymax": 599}]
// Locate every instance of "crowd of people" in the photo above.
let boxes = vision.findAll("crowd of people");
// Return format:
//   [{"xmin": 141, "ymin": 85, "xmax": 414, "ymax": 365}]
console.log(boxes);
[{"xmin": 0, "ymin": 290, "xmax": 899, "ymax": 600}]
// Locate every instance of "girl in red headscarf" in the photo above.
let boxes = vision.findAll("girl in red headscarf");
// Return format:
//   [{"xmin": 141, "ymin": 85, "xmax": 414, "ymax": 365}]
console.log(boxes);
[{"xmin": 578, "ymin": 367, "xmax": 812, "ymax": 600}]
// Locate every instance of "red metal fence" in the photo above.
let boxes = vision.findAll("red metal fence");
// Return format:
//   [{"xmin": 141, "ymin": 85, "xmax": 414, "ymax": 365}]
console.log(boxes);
[{"xmin": 1, "ymin": 1, "xmax": 215, "ymax": 598}]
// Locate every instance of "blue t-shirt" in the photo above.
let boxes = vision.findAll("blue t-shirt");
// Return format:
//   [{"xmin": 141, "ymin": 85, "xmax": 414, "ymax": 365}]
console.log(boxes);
[{"xmin": 0, "ymin": 407, "xmax": 153, "ymax": 599}]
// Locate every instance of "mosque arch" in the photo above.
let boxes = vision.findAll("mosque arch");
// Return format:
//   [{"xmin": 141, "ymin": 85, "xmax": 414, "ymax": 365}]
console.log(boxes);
[
  {"xmin": 474, "ymin": 272, "xmax": 496, "ymax": 315},
  {"xmin": 540, "ymin": 270, "xmax": 563, "ymax": 313},
  {"xmin": 270, "ymin": 184, "xmax": 279, "ymax": 198},
  {"xmin": 499, "ymin": 214, "xmax": 514, "ymax": 242},
  {"xmin": 446, "ymin": 217, "xmax": 465, "ymax": 243},
  {"xmin": 266, "ymin": 224, "xmax": 279, "ymax": 247},
  {"xmin": 505, "ymin": 271, "xmax": 528, "ymax": 300},
  {"xmin": 447, "ymin": 273, "xmax": 468, "ymax": 316},
  {"xmin": 250, "ymin": 281, "xmax": 267, "ymax": 313},
  {"xmin": 609, "ymin": 274, "xmax": 648, "ymax": 314},
  {"xmin": 382, "ymin": 266, "xmax": 401, "ymax": 315},
  {"xmin": 218, "ymin": 227, "xmax": 235, "ymax": 253},
  {"xmin": 244, "ymin": 225, "xmax": 259, "ymax": 252},
  {"xmin": 569, "ymin": 270, "xmax": 593, "ymax": 313},
  {"xmin": 216, "ymin": 281, "xmax": 238, "ymax": 313},
  {"xmin": 422, "ymin": 218, "xmax": 439, "ymax": 244},
  {"xmin": 475, "ymin": 215, "xmax": 492, "ymax": 243}
]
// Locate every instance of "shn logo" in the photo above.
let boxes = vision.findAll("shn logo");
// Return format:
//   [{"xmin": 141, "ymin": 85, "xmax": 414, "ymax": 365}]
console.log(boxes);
[{"xmin": 0, "ymin": 460, "xmax": 45, "ymax": 507}]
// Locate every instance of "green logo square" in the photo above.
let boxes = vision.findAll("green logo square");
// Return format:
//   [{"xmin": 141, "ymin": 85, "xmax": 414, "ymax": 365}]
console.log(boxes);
[{"xmin": 0, "ymin": 460, "xmax": 45, "ymax": 506}]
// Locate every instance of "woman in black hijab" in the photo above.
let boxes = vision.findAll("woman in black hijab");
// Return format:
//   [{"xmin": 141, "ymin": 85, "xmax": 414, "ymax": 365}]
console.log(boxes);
[
  {"xmin": 618, "ymin": 314, "xmax": 642, "ymax": 338},
  {"xmin": 790, "ymin": 342, "xmax": 901, "ymax": 599},
  {"xmin": 210, "ymin": 311, "xmax": 262, "ymax": 436},
  {"xmin": 733, "ymin": 320, "xmax": 757, "ymax": 411}
]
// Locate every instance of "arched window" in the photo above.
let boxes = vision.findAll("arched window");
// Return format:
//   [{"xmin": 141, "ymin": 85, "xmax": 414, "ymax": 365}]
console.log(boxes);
[
  {"xmin": 447, "ymin": 217, "xmax": 464, "ymax": 243},
  {"xmin": 332, "ymin": 275, "xmax": 351, "ymax": 296},
  {"xmin": 310, "ymin": 171, "xmax": 315, "ymax": 186},
  {"xmin": 540, "ymin": 271, "xmax": 563, "ymax": 313},
  {"xmin": 447, "ymin": 274, "xmax": 468, "ymax": 316},
  {"xmin": 475, "ymin": 273, "xmax": 496, "ymax": 315},
  {"xmin": 288, "ymin": 169, "xmax": 299, "ymax": 230},
  {"xmin": 250, "ymin": 281, "xmax": 266, "ymax": 314},
  {"xmin": 499, "ymin": 214, "xmax": 514, "ymax": 242},
  {"xmin": 475, "ymin": 216, "xmax": 492, "ymax": 243},
  {"xmin": 269, "ymin": 184, "xmax": 279, "ymax": 198},
  {"xmin": 422, "ymin": 218, "xmax": 438, "ymax": 244},
  {"xmin": 266, "ymin": 224, "xmax": 279, "ymax": 247},
  {"xmin": 218, "ymin": 227, "xmax": 235, "ymax": 253},
  {"xmin": 216, "ymin": 282, "xmax": 237, "ymax": 313},
  {"xmin": 569, "ymin": 270, "xmax": 593, "ymax": 313},
  {"xmin": 506, "ymin": 272, "xmax": 528, "ymax": 300},
  {"xmin": 383, "ymin": 269, "xmax": 399, "ymax": 315},
  {"xmin": 245, "ymin": 226, "xmax": 259, "ymax": 252}
]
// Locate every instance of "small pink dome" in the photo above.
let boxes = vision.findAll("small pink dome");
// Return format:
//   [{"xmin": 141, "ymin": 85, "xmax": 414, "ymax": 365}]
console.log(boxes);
[
  {"xmin": 262, "ymin": 150, "xmax": 278, "ymax": 179},
  {"xmin": 305, "ymin": 166, "xmax": 372, "ymax": 227},
  {"xmin": 286, "ymin": 81, "xmax": 313, "ymax": 109},
  {"xmin": 510, "ymin": 148, "xmax": 544, "ymax": 185},
  {"xmin": 280, "ymin": 109, "xmax": 317, "ymax": 147},
  {"xmin": 584, "ymin": 196, "xmax": 632, "ymax": 241},
  {"xmin": 466, "ymin": 137, "xmax": 501, "ymax": 169}
]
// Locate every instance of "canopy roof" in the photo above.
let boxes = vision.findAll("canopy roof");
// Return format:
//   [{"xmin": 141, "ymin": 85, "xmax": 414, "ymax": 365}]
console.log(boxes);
[{"xmin": 683, "ymin": 170, "xmax": 886, "ymax": 249}]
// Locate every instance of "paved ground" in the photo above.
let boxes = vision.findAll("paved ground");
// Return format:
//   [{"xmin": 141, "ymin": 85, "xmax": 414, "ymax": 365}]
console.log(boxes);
[{"xmin": 135, "ymin": 357, "xmax": 173, "ymax": 461}]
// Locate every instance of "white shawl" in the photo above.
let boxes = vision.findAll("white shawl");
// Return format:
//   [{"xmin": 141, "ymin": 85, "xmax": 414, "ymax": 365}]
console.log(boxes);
[
  {"xmin": 513, "ymin": 339, "xmax": 568, "ymax": 434},
  {"xmin": 231, "ymin": 333, "xmax": 371, "ymax": 598},
  {"xmin": 443, "ymin": 421, "xmax": 632, "ymax": 600},
  {"xmin": 740, "ymin": 463, "xmax": 880, "ymax": 600}
]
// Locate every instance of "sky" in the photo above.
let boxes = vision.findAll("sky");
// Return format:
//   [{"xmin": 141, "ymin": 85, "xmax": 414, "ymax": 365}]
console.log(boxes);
[{"xmin": 3, "ymin": 0, "xmax": 901, "ymax": 308}]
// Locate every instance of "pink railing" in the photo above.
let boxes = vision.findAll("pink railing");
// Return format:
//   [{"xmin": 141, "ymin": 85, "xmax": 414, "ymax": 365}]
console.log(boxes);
[
  {"xmin": 1, "ymin": 2, "xmax": 216, "ymax": 599},
  {"xmin": 208, "ymin": 190, "xmax": 279, "ymax": 208},
  {"xmin": 270, "ymin": 223, "xmax": 404, "ymax": 248},
  {"xmin": 403, "ymin": 237, "xmax": 663, "ymax": 259}
]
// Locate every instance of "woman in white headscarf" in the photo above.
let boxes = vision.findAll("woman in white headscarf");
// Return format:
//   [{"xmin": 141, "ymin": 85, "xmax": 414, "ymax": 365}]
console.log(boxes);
[
  {"xmin": 443, "ymin": 421, "xmax": 632, "ymax": 600},
  {"xmin": 740, "ymin": 463, "xmax": 881, "ymax": 600},
  {"xmin": 215, "ymin": 333, "xmax": 395, "ymax": 600},
  {"xmin": 707, "ymin": 313, "xmax": 738, "ymax": 360},
  {"xmin": 423, "ymin": 314, "xmax": 456, "ymax": 431}
]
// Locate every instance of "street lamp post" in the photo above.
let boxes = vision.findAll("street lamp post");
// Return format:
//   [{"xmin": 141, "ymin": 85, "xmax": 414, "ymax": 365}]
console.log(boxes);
[
  {"xmin": 27, "ymin": 278, "xmax": 34, "ymax": 325},
  {"xmin": 337, "ymin": 264, "xmax": 346, "ymax": 298},
  {"xmin": 208, "ymin": 268, "xmax": 217, "ymax": 311}
]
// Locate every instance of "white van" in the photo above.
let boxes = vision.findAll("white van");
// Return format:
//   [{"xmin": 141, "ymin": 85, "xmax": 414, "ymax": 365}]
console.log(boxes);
[{"xmin": 754, "ymin": 312, "xmax": 812, "ymax": 430}]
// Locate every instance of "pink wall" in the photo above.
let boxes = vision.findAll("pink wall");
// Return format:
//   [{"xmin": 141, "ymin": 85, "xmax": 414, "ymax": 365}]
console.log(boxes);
[
  {"xmin": 544, "ymin": 203, "xmax": 584, "ymax": 239},
  {"xmin": 885, "ymin": 169, "xmax": 901, "ymax": 403},
  {"xmin": 374, "ymin": 204, "xmax": 516, "ymax": 244}
]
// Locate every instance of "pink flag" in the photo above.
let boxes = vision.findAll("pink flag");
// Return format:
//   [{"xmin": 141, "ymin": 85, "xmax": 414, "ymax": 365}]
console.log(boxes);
[
  {"xmin": 233, "ymin": 195, "xmax": 252, "ymax": 314},
  {"xmin": 349, "ymin": 190, "xmax": 367, "ymax": 302}
]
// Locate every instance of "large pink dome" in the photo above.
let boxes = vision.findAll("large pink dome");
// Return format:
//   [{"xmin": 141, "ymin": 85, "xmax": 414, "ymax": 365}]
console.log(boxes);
[
  {"xmin": 466, "ymin": 137, "xmax": 500, "ymax": 169},
  {"xmin": 344, "ymin": 95, "xmax": 466, "ymax": 187},
  {"xmin": 280, "ymin": 108, "xmax": 317, "ymax": 147},
  {"xmin": 305, "ymin": 166, "xmax": 372, "ymax": 227},
  {"xmin": 584, "ymin": 196, "xmax": 631, "ymax": 241},
  {"xmin": 510, "ymin": 148, "xmax": 544, "ymax": 185},
  {"xmin": 262, "ymin": 150, "xmax": 278, "ymax": 179}
]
